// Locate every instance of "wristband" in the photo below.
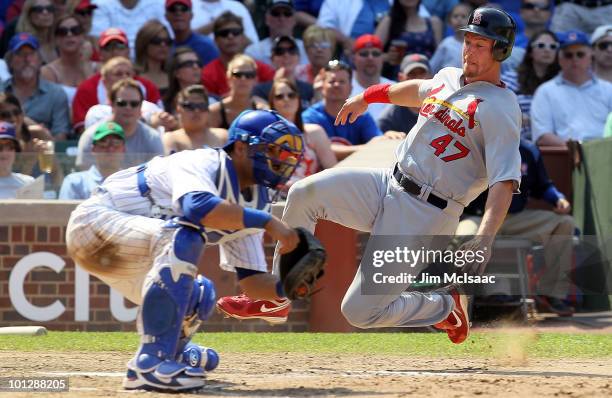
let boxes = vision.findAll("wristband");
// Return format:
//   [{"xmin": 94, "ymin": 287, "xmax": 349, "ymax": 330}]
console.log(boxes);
[
  {"xmin": 363, "ymin": 83, "xmax": 391, "ymax": 104},
  {"xmin": 243, "ymin": 207, "xmax": 272, "ymax": 229}
]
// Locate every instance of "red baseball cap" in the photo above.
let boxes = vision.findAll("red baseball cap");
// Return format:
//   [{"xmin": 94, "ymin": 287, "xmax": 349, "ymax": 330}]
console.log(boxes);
[
  {"xmin": 98, "ymin": 28, "xmax": 128, "ymax": 48},
  {"xmin": 353, "ymin": 34, "xmax": 383, "ymax": 53},
  {"xmin": 166, "ymin": 0, "xmax": 192, "ymax": 8},
  {"xmin": 75, "ymin": 0, "xmax": 98, "ymax": 11}
]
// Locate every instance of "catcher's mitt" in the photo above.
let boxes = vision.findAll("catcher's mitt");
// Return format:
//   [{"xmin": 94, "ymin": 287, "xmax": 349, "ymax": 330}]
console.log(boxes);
[{"xmin": 279, "ymin": 227, "xmax": 327, "ymax": 300}]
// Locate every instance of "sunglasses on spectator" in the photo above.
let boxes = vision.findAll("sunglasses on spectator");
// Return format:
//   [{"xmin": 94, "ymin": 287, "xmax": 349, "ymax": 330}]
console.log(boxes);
[
  {"xmin": 231, "ymin": 70, "xmax": 257, "ymax": 79},
  {"xmin": 596, "ymin": 41, "xmax": 612, "ymax": 51},
  {"xmin": 103, "ymin": 41, "xmax": 128, "ymax": 51},
  {"xmin": 215, "ymin": 28, "xmax": 243, "ymax": 38},
  {"xmin": 531, "ymin": 42, "xmax": 559, "ymax": 50},
  {"xmin": 562, "ymin": 50, "xmax": 587, "ymax": 59},
  {"xmin": 270, "ymin": 8, "xmax": 294, "ymax": 18},
  {"xmin": 94, "ymin": 137, "xmax": 124, "ymax": 149},
  {"xmin": 0, "ymin": 142, "xmax": 17, "ymax": 151},
  {"xmin": 274, "ymin": 92, "xmax": 297, "ymax": 101},
  {"xmin": 56, "ymin": 25, "xmax": 83, "ymax": 37},
  {"xmin": 273, "ymin": 46, "xmax": 298, "ymax": 56},
  {"xmin": 325, "ymin": 59, "xmax": 351, "ymax": 72},
  {"xmin": 177, "ymin": 59, "xmax": 200, "ymax": 69},
  {"xmin": 75, "ymin": 9, "xmax": 93, "ymax": 17},
  {"xmin": 308, "ymin": 41, "xmax": 331, "ymax": 50},
  {"xmin": 357, "ymin": 50, "xmax": 382, "ymax": 58},
  {"xmin": 180, "ymin": 101, "xmax": 208, "ymax": 111},
  {"xmin": 150, "ymin": 37, "xmax": 172, "ymax": 46},
  {"xmin": 167, "ymin": 4, "xmax": 189, "ymax": 14},
  {"xmin": 115, "ymin": 99, "xmax": 142, "ymax": 108},
  {"xmin": 30, "ymin": 5, "xmax": 55, "ymax": 14},
  {"xmin": 0, "ymin": 109, "xmax": 22, "ymax": 119},
  {"xmin": 521, "ymin": 3, "xmax": 548, "ymax": 10}
]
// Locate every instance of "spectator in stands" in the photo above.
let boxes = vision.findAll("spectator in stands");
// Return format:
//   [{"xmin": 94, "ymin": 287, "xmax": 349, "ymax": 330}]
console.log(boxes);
[
  {"xmin": 501, "ymin": 30, "xmax": 560, "ymax": 142},
  {"xmin": 378, "ymin": 53, "xmax": 430, "ymax": 135},
  {"xmin": 164, "ymin": 0, "xmax": 219, "ymax": 67},
  {"xmin": 1, "ymin": 33, "xmax": 71, "ymax": 139},
  {"xmin": 421, "ymin": 0, "xmax": 458, "ymax": 22},
  {"xmin": 134, "ymin": 20, "xmax": 172, "ymax": 96},
  {"xmin": 40, "ymin": 15, "xmax": 94, "ymax": 113},
  {"xmin": 83, "ymin": 57, "xmax": 176, "ymax": 132},
  {"xmin": 246, "ymin": 0, "xmax": 308, "ymax": 66},
  {"xmin": 269, "ymin": 77, "xmax": 336, "ymax": 189},
  {"xmin": 190, "ymin": 0, "xmax": 259, "ymax": 45},
  {"xmin": 72, "ymin": 28, "xmax": 161, "ymax": 131},
  {"xmin": 15, "ymin": 0, "xmax": 58, "ymax": 63},
  {"xmin": 294, "ymin": 25, "xmax": 335, "ymax": 85},
  {"xmin": 201, "ymin": 12, "xmax": 274, "ymax": 97},
  {"xmin": 71, "ymin": 0, "xmax": 98, "ymax": 61},
  {"xmin": 163, "ymin": 47, "xmax": 203, "ymax": 112},
  {"xmin": 429, "ymin": 2, "xmax": 472, "ymax": 73},
  {"xmin": 163, "ymin": 84, "xmax": 227, "ymax": 153},
  {"xmin": 317, "ymin": 0, "xmax": 391, "ymax": 52},
  {"xmin": 456, "ymin": 139, "xmax": 575, "ymax": 316},
  {"xmin": 531, "ymin": 30, "xmax": 612, "ymax": 146},
  {"xmin": 0, "ymin": 121, "xmax": 35, "ymax": 199},
  {"xmin": 76, "ymin": 78, "xmax": 164, "ymax": 169},
  {"xmin": 551, "ymin": 0, "xmax": 612, "ymax": 35},
  {"xmin": 515, "ymin": 0, "xmax": 552, "ymax": 49},
  {"xmin": 350, "ymin": 34, "xmax": 395, "ymax": 122},
  {"xmin": 294, "ymin": 0, "xmax": 323, "ymax": 29},
  {"xmin": 375, "ymin": 0, "xmax": 443, "ymax": 69},
  {"xmin": 302, "ymin": 60, "xmax": 382, "ymax": 160},
  {"xmin": 90, "ymin": 0, "xmax": 165, "ymax": 54},
  {"xmin": 59, "ymin": 121, "xmax": 125, "ymax": 199},
  {"xmin": 252, "ymin": 36, "xmax": 314, "ymax": 108},
  {"xmin": 591, "ymin": 24, "xmax": 612, "ymax": 82},
  {"xmin": 208, "ymin": 54, "xmax": 268, "ymax": 129}
]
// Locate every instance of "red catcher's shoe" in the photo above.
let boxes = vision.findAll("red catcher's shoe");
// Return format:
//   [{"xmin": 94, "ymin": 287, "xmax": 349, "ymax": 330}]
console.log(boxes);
[
  {"xmin": 433, "ymin": 288, "xmax": 470, "ymax": 344},
  {"xmin": 216, "ymin": 294, "xmax": 290, "ymax": 324}
]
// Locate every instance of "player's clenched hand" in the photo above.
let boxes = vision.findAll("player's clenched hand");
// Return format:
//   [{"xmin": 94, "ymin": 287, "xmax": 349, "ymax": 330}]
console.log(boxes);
[
  {"xmin": 335, "ymin": 93, "xmax": 368, "ymax": 126},
  {"xmin": 554, "ymin": 198, "xmax": 571, "ymax": 214},
  {"xmin": 458, "ymin": 236, "xmax": 493, "ymax": 276},
  {"xmin": 265, "ymin": 218, "xmax": 299, "ymax": 254}
]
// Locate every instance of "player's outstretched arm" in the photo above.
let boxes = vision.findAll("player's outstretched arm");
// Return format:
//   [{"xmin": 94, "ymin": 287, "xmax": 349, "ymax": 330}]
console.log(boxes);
[{"xmin": 335, "ymin": 79, "xmax": 427, "ymax": 126}]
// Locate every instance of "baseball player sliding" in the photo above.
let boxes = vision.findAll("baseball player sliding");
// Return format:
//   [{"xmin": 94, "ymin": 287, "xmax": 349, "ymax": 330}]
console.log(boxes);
[
  {"xmin": 219, "ymin": 7, "xmax": 522, "ymax": 344},
  {"xmin": 66, "ymin": 111, "xmax": 310, "ymax": 392}
]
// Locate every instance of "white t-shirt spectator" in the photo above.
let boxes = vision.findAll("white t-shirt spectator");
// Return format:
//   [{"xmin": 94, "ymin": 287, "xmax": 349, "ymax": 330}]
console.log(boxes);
[{"xmin": 190, "ymin": 0, "xmax": 259, "ymax": 45}]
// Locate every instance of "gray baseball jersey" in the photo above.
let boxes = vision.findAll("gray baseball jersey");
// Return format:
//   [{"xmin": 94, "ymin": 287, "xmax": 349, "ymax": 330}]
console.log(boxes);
[{"xmin": 396, "ymin": 67, "xmax": 522, "ymax": 206}]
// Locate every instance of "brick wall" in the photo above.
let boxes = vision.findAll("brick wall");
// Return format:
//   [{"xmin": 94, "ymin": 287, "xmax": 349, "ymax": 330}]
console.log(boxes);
[{"xmin": 0, "ymin": 202, "xmax": 310, "ymax": 332}]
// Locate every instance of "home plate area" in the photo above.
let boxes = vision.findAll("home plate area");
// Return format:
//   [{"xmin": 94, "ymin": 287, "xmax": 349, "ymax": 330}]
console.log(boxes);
[{"xmin": 1, "ymin": 351, "xmax": 611, "ymax": 397}]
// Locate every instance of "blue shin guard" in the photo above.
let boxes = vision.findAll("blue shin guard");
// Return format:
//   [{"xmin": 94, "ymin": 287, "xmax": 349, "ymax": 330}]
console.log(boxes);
[{"xmin": 124, "ymin": 226, "xmax": 209, "ymax": 392}]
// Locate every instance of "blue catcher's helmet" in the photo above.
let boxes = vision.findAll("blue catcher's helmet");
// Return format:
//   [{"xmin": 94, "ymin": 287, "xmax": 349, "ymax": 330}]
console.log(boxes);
[{"xmin": 225, "ymin": 110, "xmax": 304, "ymax": 189}]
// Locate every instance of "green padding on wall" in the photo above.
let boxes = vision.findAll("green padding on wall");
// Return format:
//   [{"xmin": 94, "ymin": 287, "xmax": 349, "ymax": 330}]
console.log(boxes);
[{"xmin": 572, "ymin": 137, "xmax": 612, "ymax": 311}]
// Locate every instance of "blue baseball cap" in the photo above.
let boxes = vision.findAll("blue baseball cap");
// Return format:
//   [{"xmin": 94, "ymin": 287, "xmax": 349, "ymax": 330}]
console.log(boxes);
[
  {"xmin": 0, "ymin": 121, "xmax": 20, "ymax": 151},
  {"xmin": 559, "ymin": 30, "xmax": 590, "ymax": 49},
  {"xmin": 8, "ymin": 32, "xmax": 40, "ymax": 53}
]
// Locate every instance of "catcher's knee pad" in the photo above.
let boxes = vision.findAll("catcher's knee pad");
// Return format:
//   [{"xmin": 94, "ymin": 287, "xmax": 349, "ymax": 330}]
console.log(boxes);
[
  {"xmin": 178, "ymin": 343, "xmax": 219, "ymax": 372},
  {"xmin": 170, "ymin": 224, "xmax": 205, "ymax": 268}
]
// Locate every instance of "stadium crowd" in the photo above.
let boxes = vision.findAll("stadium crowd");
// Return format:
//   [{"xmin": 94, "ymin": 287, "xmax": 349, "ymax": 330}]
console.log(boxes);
[{"xmin": 0, "ymin": 0, "xmax": 611, "ymax": 315}]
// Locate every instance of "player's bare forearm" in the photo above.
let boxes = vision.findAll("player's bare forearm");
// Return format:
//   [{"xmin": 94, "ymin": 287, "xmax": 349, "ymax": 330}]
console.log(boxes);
[
  {"xmin": 238, "ymin": 273, "xmax": 281, "ymax": 300},
  {"xmin": 477, "ymin": 180, "xmax": 514, "ymax": 238},
  {"xmin": 388, "ymin": 79, "xmax": 427, "ymax": 108}
]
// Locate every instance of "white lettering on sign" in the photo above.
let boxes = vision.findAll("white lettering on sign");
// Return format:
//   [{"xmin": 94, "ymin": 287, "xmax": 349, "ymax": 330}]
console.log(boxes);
[{"xmin": 7, "ymin": 252, "xmax": 137, "ymax": 323}]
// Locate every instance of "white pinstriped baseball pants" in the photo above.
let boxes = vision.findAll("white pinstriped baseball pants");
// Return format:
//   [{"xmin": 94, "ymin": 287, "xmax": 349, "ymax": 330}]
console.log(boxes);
[
  {"xmin": 66, "ymin": 190, "xmax": 171, "ymax": 304},
  {"xmin": 275, "ymin": 167, "xmax": 463, "ymax": 329}
]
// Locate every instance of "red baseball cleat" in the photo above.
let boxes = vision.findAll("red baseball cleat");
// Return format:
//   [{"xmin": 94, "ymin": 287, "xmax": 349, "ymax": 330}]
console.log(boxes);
[
  {"xmin": 216, "ymin": 294, "xmax": 291, "ymax": 324},
  {"xmin": 433, "ymin": 287, "xmax": 470, "ymax": 344}
]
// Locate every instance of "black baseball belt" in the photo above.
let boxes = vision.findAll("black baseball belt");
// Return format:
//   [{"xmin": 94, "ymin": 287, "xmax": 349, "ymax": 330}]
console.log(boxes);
[{"xmin": 392, "ymin": 164, "xmax": 447, "ymax": 210}]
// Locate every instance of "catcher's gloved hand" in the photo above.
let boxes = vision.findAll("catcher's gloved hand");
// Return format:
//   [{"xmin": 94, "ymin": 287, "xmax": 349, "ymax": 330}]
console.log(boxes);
[{"xmin": 279, "ymin": 227, "xmax": 327, "ymax": 300}]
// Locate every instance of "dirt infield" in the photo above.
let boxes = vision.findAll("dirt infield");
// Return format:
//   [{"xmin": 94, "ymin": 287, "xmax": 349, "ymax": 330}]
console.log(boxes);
[{"xmin": 1, "ymin": 351, "xmax": 611, "ymax": 397}]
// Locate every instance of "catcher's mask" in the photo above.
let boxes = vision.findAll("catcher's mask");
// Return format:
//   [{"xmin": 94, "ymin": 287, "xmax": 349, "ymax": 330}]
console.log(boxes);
[{"xmin": 226, "ymin": 110, "xmax": 304, "ymax": 189}]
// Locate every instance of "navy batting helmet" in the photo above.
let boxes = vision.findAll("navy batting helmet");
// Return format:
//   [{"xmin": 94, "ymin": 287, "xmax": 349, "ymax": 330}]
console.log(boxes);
[
  {"xmin": 459, "ymin": 7, "xmax": 516, "ymax": 62},
  {"xmin": 226, "ymin": 110, "xmax": 304, "ymax": 189}
]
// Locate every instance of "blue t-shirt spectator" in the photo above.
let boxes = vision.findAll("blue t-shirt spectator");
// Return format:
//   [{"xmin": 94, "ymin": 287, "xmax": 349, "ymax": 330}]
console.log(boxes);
[
  {"xmin": 302, "ymin": 101, "xmax": 381, "ymax": 145},
  {"xmin": 174, "ymin": 33, "xmax": 219, "ymax": 67}
]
